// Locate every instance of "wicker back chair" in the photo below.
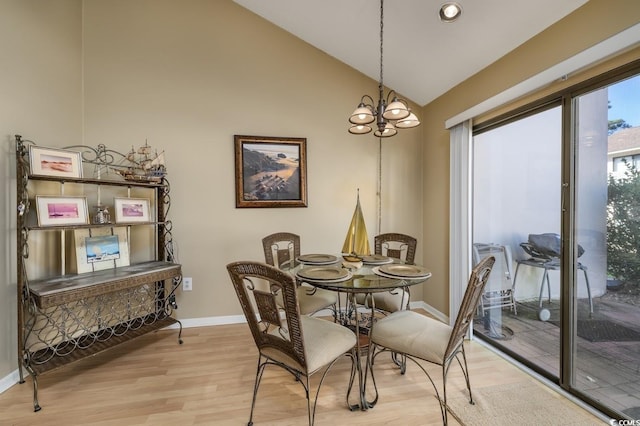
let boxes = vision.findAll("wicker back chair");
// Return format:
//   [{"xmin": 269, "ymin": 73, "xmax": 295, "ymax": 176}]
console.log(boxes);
[
  {"xmin": 262, "ymin": 232, "xmax": 301, "ymax": 269},
  {"xmin": 370, "ymin": 255, "xmax": 495, "ymax": 425},
  {"xmin": 226, "ymin": 261, "xmax": 356, "ymax": 426},
  {"xmin": 262, "ymin": 232, "xmax": 338, "ymax": 319},
  {"xmin": 364, "ymin": 233, "xmax": 419, "ymax": 313},
  {"xmin": 375, "ymin": 233, "xmax": 417, "ymax": 264}
]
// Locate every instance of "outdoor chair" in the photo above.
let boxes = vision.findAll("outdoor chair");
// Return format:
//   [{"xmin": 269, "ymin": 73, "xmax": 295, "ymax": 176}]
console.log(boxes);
[
  {"xmin": 472, "ymin": 243, "xmax": 516, "ymax": 315},
  {"xmin": 512, "ymin": 233, "xmax": 593, "ymax": 316},
  {"xmin": 262, "ymin": 232, "xmax": 338, "ymax": 319},
  {"xmin": 226, "ymin": 261, "xmax": 356, "ymax": 426},
  {"xmin": 369, "ymin": 255, "xmax": 496, "ymax": 425}
]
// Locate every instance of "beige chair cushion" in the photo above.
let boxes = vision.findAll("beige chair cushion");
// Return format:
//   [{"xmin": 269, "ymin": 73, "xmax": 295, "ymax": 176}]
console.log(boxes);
[
  {"xmin": 263, "ymin": 316, "xmax": 356, "ymax": 374},
  {"xmin": 296, "ymin": 285, "xmax": 338, "ymax": 315},
  {"xmin": 371, "ymin": 310, "xmax": 453, "ymax": 364},
  {"xmin": 274, "ymin": 285, "xmax": 337, "ymax": 316},
  {"xmin": 357, "ymin": 289, "xmax": 408, "ymax": 313}
]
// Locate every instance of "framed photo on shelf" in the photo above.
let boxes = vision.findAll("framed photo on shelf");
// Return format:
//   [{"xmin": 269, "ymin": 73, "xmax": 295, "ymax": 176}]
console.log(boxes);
[
  {"xmin": 73, "ymin": 227, "xmax": 130, "ymax": 274},
  {"xmin": 35, "ymin": 196, "xmax": 89, "ymax": 227},
  {"xmin": 29, "ymin": 145, "xmax": 83, "ymax": 179},
  {"xmin": 114, "ymin": 197, "xmax": 151, "ymax": 223},
  {"xmin": 85, "ymin": 235, "xmax": 121, "ymax": 263},
  {"xmin": 234, "ymin": 135, "xmax": 308, "ymax": 208}
]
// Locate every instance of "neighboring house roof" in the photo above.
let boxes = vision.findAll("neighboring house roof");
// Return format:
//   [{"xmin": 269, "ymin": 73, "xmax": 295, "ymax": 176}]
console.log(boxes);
[{"xmin": 608, "ymin": 126, "xmax": 640, "ymax": 156}]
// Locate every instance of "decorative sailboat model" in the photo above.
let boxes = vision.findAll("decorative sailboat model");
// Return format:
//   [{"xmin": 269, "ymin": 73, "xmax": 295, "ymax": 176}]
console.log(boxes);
[
  {"xmin": 341, "ymin": 189, "xmax": 371, "ymax": 261},
  {"xmin": 112, "ymin": 141, "xmax": 167, "ymax": 183}
]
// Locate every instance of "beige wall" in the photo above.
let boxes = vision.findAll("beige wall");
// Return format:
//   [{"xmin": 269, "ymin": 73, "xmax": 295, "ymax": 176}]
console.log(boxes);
[
  {"xmin": 0, "ymin": 0, "xmax": 423, "ymax": 381},
  {"xmin": 421, "ymin": 0, "xmax": 640, "ymax": 314},
  {"xmin": 81, "ymin": 0, "xmax": 424, "ymax": 321},
  {"xmin": 0, "ymin": 0, "xmax": 83, "ymax": 382},
  {"xmin": 1, "ymin": 0, "xmax": 639, "ymax": 385}
]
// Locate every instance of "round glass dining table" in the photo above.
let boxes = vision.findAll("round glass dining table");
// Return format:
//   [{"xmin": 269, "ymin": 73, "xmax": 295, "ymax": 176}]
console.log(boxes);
[{"xmin": 289, "ymin": 255, "xmax": 432, "ymax": 411}]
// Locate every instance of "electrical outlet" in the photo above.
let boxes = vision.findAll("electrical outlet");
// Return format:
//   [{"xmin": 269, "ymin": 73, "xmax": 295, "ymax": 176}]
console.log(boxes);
[{"xmin": 183, "ymin": 277, "xmax": 193, "ymax": 291}]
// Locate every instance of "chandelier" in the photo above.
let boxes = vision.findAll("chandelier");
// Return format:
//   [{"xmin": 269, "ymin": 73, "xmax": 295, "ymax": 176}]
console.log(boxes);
[{"xmin": 348, "ymin": 0, "xmax": 420, "ymax": 138}]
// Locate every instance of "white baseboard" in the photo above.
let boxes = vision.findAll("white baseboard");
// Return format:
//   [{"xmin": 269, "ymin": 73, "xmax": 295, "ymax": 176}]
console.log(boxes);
[
  {"xmin": 411, "ymin": 300, "xmax": 449, "ymax": 323},
  {"xmin": 0, "ymin": 303, "xmax": 449, "ymax": 395},
  {"xmin": 0, "ymin": 369, "xmax": 21, "ymax": 395}
]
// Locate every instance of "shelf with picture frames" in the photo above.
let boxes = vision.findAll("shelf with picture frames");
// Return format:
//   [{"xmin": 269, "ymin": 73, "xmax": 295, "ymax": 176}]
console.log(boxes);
[{"xmin": 14, "ymin": 135, "xmax": 183, "ymax": 412}]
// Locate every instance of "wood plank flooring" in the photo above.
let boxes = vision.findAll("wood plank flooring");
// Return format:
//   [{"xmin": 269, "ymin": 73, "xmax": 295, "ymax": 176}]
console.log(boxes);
[{"xmin": 0, "ymin": 315, "xmax": 604, "ymax": 425}]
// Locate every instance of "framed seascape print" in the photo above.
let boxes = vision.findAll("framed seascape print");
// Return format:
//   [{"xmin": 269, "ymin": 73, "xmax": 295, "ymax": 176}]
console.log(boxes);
[
  {"xmin": 73, "ymin": 227, "xmax": 130, "ymax": 274},
  {"xmin": 234, "ymin": 135, "xmax": 308, "ymax": 208},
  {"xmin": 114, "ymin": 197, "xmax": 151, "ymax": 223},
  {"xmin": 35, "ymin": 196, "xmax": 89, "ymax": 227},
  {"xmin": 29, "ymin": 145, "xmax": 83, "ymax": 179}
]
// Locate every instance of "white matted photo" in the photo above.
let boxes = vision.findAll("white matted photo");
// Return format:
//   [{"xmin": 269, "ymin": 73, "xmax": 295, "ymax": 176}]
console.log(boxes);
[
  {"xmin": 74, "ymin": 227, "xmax": 130, "ymax": 274},
  {"xmin": 29, "ymin": 145, "xmax": 83, "ymax": 179},
  {"xmin": 114, "ymin": 198, "xmax": 151, "ymax": 223},
  {"xmin": 35, "ymin": 196, "xmax": 89, "ymax": 227}
]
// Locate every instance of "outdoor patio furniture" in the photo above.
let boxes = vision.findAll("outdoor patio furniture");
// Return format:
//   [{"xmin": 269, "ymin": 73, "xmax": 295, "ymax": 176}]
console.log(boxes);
[
  {"xmin": 473, "ymin": 243, "xmax": 516, "ymax": 315},
  {"xmin": 512, "ymin": 233, "xmax": 593, "ymax": 316}
]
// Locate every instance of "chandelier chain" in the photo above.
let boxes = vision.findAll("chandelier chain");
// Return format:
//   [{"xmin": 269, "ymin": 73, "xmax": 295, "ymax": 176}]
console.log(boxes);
[
  {"xmin": 379, "ymin": 0, "xmax": 384, "ymax": 89},
  {"xmin": 347, "ymin": 0, "xmax": 420, "ymax": 137}
]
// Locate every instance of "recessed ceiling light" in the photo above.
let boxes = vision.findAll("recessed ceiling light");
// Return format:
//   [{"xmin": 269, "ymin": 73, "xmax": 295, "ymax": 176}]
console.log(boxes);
[{"xmin": 439, "ymin": 2, "xmax": 462, "ymax": 23}]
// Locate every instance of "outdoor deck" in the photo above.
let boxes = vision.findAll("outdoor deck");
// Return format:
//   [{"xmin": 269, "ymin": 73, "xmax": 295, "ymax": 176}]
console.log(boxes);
[{"xmin": 473, "ymin": 295, "xmax": 640, "ymax": 418}]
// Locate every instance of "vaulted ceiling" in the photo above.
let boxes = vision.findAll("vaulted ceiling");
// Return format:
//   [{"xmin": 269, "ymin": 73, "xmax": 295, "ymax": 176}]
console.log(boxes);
[{"xmin": 234, "ymin": 0, "xmax": 589, "ymax": 106}]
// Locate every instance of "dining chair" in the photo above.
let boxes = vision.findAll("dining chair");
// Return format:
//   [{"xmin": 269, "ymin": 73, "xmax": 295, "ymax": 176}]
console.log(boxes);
[
  {"xmin": 262, "ymin": 232, "xmax": 338, "ymax": 319},
  {"xmin": 226, "ymin": 261, "xmax": 357, "ymax": 426},
  {"xmin": 369, "ymin": 255, "xmax": 495, "ymax": 425},
  {"xmin": 362, "ymin": 233, "xmax": 418, "ymax": 313}
]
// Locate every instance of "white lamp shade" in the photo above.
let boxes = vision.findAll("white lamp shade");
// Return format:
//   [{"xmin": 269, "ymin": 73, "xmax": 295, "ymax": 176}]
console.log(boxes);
[
  {"xmin": 395, "ymin": 112, "xmax": 420, "ymax": 128},
  {"xmin": 349, "ymin": 124, "xmax": 373, "ymax": 135},
  {"xmin": 349, "ymin": 105, "xmax": 375, "ymax": 124},
  {"xmin": 382, "ymin": 99, "xmax": 410, "ymax": 120},
  {"xmin": 374, "ymin": 122, "xmax": 397, "ymax": 138}
]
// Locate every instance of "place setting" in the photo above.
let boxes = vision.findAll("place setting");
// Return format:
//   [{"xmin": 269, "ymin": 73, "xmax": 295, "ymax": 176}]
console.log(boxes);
[
  {"xmin": 360, "ymin": 254, "xmax": 394, "ymax": 265},
  {"xmin": 372, "ymin": 264, "xmax": 432, "ymax": 280},
  {"xmin": 295, "ymin": 265, "xmax": 353, "ymax": 283},
  {"xmin": 296, "ymin": 253, "xmax": 340, "ymax": 265}
]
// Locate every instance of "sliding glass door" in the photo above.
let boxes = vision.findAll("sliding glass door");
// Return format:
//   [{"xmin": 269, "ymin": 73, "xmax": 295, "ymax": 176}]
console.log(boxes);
[
  {"xmin": 471, "ymin": 70, "xmax": 640, "ymax": 419},
  {"xmin": 472, "ymin": 105, "xmax": 563, "ymax": 378},
  {"xmin": 573, "ymin": 74, "xmax": 640, "ymax": 418}
]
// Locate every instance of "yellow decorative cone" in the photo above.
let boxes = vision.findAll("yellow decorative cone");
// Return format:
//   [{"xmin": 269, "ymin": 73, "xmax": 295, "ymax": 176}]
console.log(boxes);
[{"xmin": 341, "ymin": 190, "xmax": 371, "ymax": 256}]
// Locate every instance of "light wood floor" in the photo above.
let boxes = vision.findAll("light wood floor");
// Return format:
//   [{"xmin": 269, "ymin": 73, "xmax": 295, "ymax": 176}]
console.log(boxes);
[{"xmin": 1, "ymin": 316, "xmax": 604, "ymax": 425}]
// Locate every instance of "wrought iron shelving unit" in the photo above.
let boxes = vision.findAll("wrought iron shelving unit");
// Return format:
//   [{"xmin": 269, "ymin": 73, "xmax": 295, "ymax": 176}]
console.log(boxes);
[{"xmin": 15, "ymin": 135, "xmax": 183, "ymax": 412}]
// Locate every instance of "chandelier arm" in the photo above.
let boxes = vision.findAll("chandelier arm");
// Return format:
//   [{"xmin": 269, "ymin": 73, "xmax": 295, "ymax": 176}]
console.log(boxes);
[
  {"xmin": 360, "ymin": 94, "xmax": 376, "ymax": 109},
  {"xmin": 385, "ymin": 89, "xmax": 396, "ymax": 104}
]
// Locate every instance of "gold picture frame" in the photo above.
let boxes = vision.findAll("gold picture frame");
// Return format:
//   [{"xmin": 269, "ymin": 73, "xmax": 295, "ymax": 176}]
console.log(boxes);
[{"xmin": 234, "ymin": 135, "xmax": 308, "ymax": 208}]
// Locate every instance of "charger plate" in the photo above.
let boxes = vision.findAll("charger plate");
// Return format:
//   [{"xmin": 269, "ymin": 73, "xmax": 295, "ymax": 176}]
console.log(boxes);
[
  {"xmin": 378, "ymin": 264, "xmax": 431, "ymax": 278},
  {"xmin": 297, "ymin": 254, "xmax": 339, "ymax": 265},
  {"xmin": 361, "ymin": 254, "xmax": 394, "ymax": 265},
  {"xmin": 296, "ymin": 266, "xmax": 350, "ymax": 282}
]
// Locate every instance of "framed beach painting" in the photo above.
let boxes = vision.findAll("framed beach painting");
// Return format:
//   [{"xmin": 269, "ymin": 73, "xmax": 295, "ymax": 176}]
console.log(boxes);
[
  {"xmin": 234, "ymin": 135, "xmax": 308, "ymax": 208},
  {"xmin": 29, "ymin": 145, "xmax": 83, "ymax": 178},
  {"xmin": 114, "ymin": 197, "xmax": 151, "ymax": 223},
  {"xmin": 35, "ymin": 196, "xmax": 89, "ymax": 227},
  {"xmin": 73, "ymin": 227, "xmax": 130, "ymax": 273}
]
